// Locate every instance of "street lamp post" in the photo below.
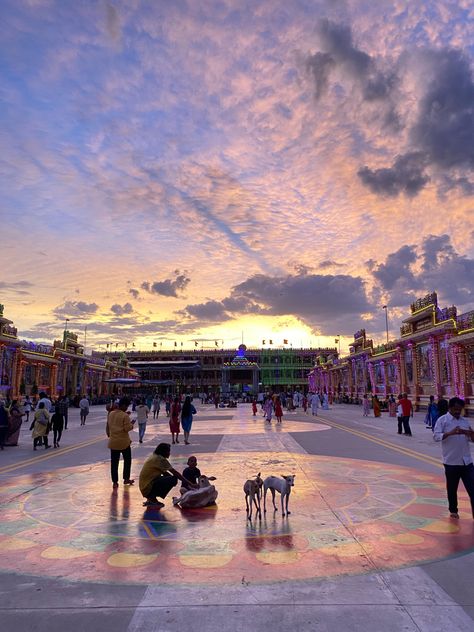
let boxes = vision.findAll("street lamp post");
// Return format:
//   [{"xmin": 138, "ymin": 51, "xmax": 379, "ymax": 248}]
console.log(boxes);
[{"xmin": 382, "ymin": 306, "xmax": 389, "ymax": 343}]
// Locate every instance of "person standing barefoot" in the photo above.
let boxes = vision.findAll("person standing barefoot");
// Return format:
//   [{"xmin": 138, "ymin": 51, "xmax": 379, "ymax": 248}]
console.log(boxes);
[
  {"xmin": 169, "ymin": 397, "xmax": 181, "ymax": 444},
  {"xmin": 181, "ymin": 395, "xmax": 197, "ymax": 445},
  {"xmin": 106, "ymin": 397, "xmax": 135, "ymax": 489}
]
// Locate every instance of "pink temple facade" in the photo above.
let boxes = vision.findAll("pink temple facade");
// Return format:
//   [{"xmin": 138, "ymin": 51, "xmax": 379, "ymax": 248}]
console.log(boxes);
[{"xmin": 308, "ymin": 292, "xmax": 474, "ymax": 415}]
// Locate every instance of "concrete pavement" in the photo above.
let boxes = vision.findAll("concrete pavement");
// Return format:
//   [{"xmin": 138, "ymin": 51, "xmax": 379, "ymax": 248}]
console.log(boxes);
[{"xmin": 0, "ymin": 402, "xmax": 473, "ymax": 631}]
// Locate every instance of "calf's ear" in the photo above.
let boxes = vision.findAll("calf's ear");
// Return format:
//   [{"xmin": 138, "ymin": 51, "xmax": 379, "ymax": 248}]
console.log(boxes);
[{"xmin": 209, "ymin": 476, "xmax": 216, "ymax": 481}]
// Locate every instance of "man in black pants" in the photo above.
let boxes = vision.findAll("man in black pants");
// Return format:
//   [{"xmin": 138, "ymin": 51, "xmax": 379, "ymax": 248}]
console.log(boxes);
[
  {"xmin": 433, "ymin": 397, "xmax": 474, "ymax": 519},
  {"xmin": 139, "ymin": 443, "xmax": 197, "ymax": 507},
  {"xmin": 106, "ymin": 397, "xmax": 135, "ymax": 488}
]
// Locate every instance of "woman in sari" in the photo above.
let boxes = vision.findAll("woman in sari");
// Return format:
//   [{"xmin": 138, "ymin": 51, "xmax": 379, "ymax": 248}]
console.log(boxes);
[
  {"xmin": 372, "ymin": 395, "xmax": 381, "ymax": 417},
  {"xmin": 388, "ymin": 395, "xmax": 397, "ymax": 417},
  {"xmin": 6, "ymin": 399, "xmax": 23, "ymax": 446}
]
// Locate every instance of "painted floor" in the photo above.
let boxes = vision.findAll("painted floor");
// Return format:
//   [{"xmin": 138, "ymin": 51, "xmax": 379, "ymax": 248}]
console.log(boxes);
[{"xmin": 1, "ymin": 404, "xmax": 474, "ymax": 631}]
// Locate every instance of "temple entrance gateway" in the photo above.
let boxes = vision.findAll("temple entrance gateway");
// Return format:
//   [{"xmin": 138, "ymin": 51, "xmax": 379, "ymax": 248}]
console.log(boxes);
[{"xmin": 222, "ymin": 345, "xmax": 259, "ymax": 396}]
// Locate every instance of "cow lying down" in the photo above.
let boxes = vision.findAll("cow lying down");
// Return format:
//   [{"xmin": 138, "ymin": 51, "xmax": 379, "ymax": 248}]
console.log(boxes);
[{"xmin": 173, "ymin": 475, "xmax": 218, "ymax": 508}]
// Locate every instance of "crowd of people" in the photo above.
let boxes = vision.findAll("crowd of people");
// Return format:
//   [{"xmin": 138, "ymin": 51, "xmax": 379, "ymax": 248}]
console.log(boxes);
[{"xmin": 0, "ymin": 392, "xmax": 71, "ymax": 450}]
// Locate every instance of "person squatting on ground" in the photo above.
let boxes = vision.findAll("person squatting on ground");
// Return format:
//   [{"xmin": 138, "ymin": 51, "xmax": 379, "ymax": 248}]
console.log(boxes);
[
  {"xmin": 106, "ymin": 397, "xmax": 135, "ymax": 488},
  {"xmin": 32, "ymin": 402, "xmax": 50, "ymax": 450},
  {"xmin": 135, "ymin": 399, "xmax": 149, "ymax": 443},
  {"xmin": 433, "ymin": 397, "xmax": 474, "ymax": 520},
  {"xmin": 139, "ymin": 442, "xmax": 197, "ymax": 507}
]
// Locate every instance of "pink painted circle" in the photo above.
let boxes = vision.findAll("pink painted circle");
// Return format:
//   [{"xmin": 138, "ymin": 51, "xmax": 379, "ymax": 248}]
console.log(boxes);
[{"xmin": 0, "ymin": 453, "xmax": 473, "ymax": 585}]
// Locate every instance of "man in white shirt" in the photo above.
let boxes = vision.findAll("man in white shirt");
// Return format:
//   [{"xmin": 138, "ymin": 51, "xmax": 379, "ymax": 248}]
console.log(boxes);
[
  {"xmin": 38, "ymin": 392, "xmax": 52, "ymax": 413},
  {"xmin": 433, "ymin": 397, "xmax": 474, "ymax": 519}
]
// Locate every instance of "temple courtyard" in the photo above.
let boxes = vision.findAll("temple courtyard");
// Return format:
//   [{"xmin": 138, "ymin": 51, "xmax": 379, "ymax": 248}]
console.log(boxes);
[{"xmin": 1, "ymin": 403, "xmax": 473, "ymax": 631}]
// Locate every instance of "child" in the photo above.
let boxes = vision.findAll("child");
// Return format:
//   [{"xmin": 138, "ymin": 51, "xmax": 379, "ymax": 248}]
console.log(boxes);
[
  {"xmin": 252, "ymin": 400, "xmax": 258, "ymax": 416},
  {"xmin": 181, "ymin": 455, "xmax": 201, "ymax": 492}
]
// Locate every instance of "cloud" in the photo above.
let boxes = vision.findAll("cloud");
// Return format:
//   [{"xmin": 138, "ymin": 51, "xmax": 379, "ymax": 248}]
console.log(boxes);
[
  {"xmin": 412, "ymin": 49, "xmax": 474, "ymax": 170},
  {"xmin": 129, "ymin": 288, "xmax": 140, "ymax": 299},
  {"xmin": 370, "ymin": 235, "xmax": 474, "ymax": 307},
  {"xmin": 181, "ymin": 271, "xmax": 373, "ymax": 333},
  {"xmin": 141, "ymin": 271, "xmax": 191, "ymax": 298},
  {"xmin": 307, "ymin": 19, "xmax": 397, "ymax": 106},
  {"xmin": 182, "ymin": 300, "xmax": 232, "ymax": 322},
  {"xmin": 53, "ymin": 300, "xmax": 99, "ymax": 319},
  {"xmin": 358, "ymin": 47, "xmax": 474, "ymax": 197},
  {"xmin": 110, "ymin": 302, "xmax": 133, "ymax": 316},
  {"xmin": 0, "ymin": 281, "xmax": 34, "ymax": 295},
  {"xmin": 358, "ymin": 153, "xmax": 430, "ymax": 198}
]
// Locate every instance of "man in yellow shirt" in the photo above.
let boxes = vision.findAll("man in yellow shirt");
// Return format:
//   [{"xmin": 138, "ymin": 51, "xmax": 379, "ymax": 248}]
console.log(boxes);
[
  {"xmin": 139, "ymin": 443, "xmax": 197, "ymax": 507},
  {"xmin": 106, "ymin": 397, "xmax": 135, "ymax": 488}
]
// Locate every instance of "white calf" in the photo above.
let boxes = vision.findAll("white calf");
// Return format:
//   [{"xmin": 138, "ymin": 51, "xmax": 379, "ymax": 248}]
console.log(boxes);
[
  {"xmin": 263, "ymin": 474, "xmax": 295, "ymax": 516},
  {"xmin": 173, "ymin": 475, "xmax": 218, "ymax": 508}
]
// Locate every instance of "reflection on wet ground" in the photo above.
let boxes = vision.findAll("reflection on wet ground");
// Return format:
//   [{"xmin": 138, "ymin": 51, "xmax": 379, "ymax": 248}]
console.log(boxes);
[{"xmin": 1, "ymin": 451, "xmax": 473, "ymax": 585}]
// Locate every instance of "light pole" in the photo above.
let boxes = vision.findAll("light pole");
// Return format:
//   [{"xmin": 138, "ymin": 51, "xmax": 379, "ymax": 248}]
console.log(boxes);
[{"xmin": 382, "ymin": 306, "xmax": 389, "ymax": 343}]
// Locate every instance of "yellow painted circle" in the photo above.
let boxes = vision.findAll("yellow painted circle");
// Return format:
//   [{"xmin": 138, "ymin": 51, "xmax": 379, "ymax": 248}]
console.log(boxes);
[
  {"xmin": 41, "ymin": 546, "xmax": 90, "ymax": 560},
  {"xmin": 420, "ymin": 520, "xmax": 459, "ymax": 534},
  {"xmin": 179, "ymin": 554, "xmax": 233, "ymax": 568},
  {"xmin": 320, "ymin": 542, "xmax": 371, "ymax": 557},
  {"xmin": 107, "ymin": 553, "xmax": 158, "ymax": 568},
  {"xmin": 255, "ymin": 551, "xmax": 300, "ymax": 565},
  {"xmin": 388, "ymin": 533, "xmax": 425, "ymax": 545},
  {"xmin": 0, "ymin": 538, "xmax": 36, "ymax": 551}
]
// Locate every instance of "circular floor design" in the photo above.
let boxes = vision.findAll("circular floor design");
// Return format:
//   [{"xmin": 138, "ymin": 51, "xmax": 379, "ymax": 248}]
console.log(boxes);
[{"xmin": 0, "ymin": 452, "xmax": 473, "ymax": 585}]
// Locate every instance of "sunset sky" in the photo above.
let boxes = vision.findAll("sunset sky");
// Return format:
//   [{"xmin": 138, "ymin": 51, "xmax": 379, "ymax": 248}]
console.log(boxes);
[{"xmin": 1, "ymin": 0, "xmax": 473, "ymax": 353}]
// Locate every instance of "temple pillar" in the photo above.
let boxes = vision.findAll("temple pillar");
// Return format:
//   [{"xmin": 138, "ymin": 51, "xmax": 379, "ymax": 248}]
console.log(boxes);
[{"xmin": 430, "ymin": 335, "xmax": 442, "ymax": 398}]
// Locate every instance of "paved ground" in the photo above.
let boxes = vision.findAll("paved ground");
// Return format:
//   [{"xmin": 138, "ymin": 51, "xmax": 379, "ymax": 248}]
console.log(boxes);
[{"xmin": 1, "ymin": 403, "xmax": 473, "ymax": 631}]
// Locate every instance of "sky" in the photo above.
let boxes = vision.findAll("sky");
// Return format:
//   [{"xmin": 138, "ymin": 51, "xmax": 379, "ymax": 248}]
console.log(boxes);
[{"xmin": 1, "ymin": 0, "xmax": 473, "ymax": 353}]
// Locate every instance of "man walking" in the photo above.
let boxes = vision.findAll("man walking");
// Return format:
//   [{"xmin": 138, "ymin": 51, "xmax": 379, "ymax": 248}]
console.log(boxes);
[
  {"xmin": 56, "ymin": 396, "xmax": 69, "ymax": 430},
  {"xmin": 79, "ymin": 395, "xmax": 90, "ymax": 426},
  {"xmin": 433, "ymin": 397, "xmax": 474, "ymax": 519},
  {"xmin": 398, "ymin": 393, "xmax": 413, "ymax": 436}
]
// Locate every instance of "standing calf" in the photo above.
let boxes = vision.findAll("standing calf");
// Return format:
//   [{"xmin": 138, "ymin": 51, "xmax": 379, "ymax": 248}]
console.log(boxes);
[
  {"xmin": 244, "ymin": 472, "xmax": 263, "ymax": 520},
  {"xmin": 263, "ymin": 474, "xmax": 295, "ymax": 516}
]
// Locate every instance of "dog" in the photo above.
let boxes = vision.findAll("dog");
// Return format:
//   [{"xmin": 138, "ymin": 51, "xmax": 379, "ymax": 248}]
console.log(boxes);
[
  {"xmin": 244, "ymin": 472, "xmax": 263, "ymax": 520},
  {"xmin": 263, "ymin": 474, "xmax": 295, "ymax": 516}
]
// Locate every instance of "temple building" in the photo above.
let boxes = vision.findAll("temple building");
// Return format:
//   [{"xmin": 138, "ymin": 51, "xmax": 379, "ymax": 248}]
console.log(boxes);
[
  {"xmin": 106, "ymin": 345, "xmax": 334, "ymax": 396},
  {"xmin": 308, "ymin": 293, "xmax": 474, "ymax": 415},
  {"xmin": 0, "ymin": 304, "xmax": 136, "ymax": 400}
]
